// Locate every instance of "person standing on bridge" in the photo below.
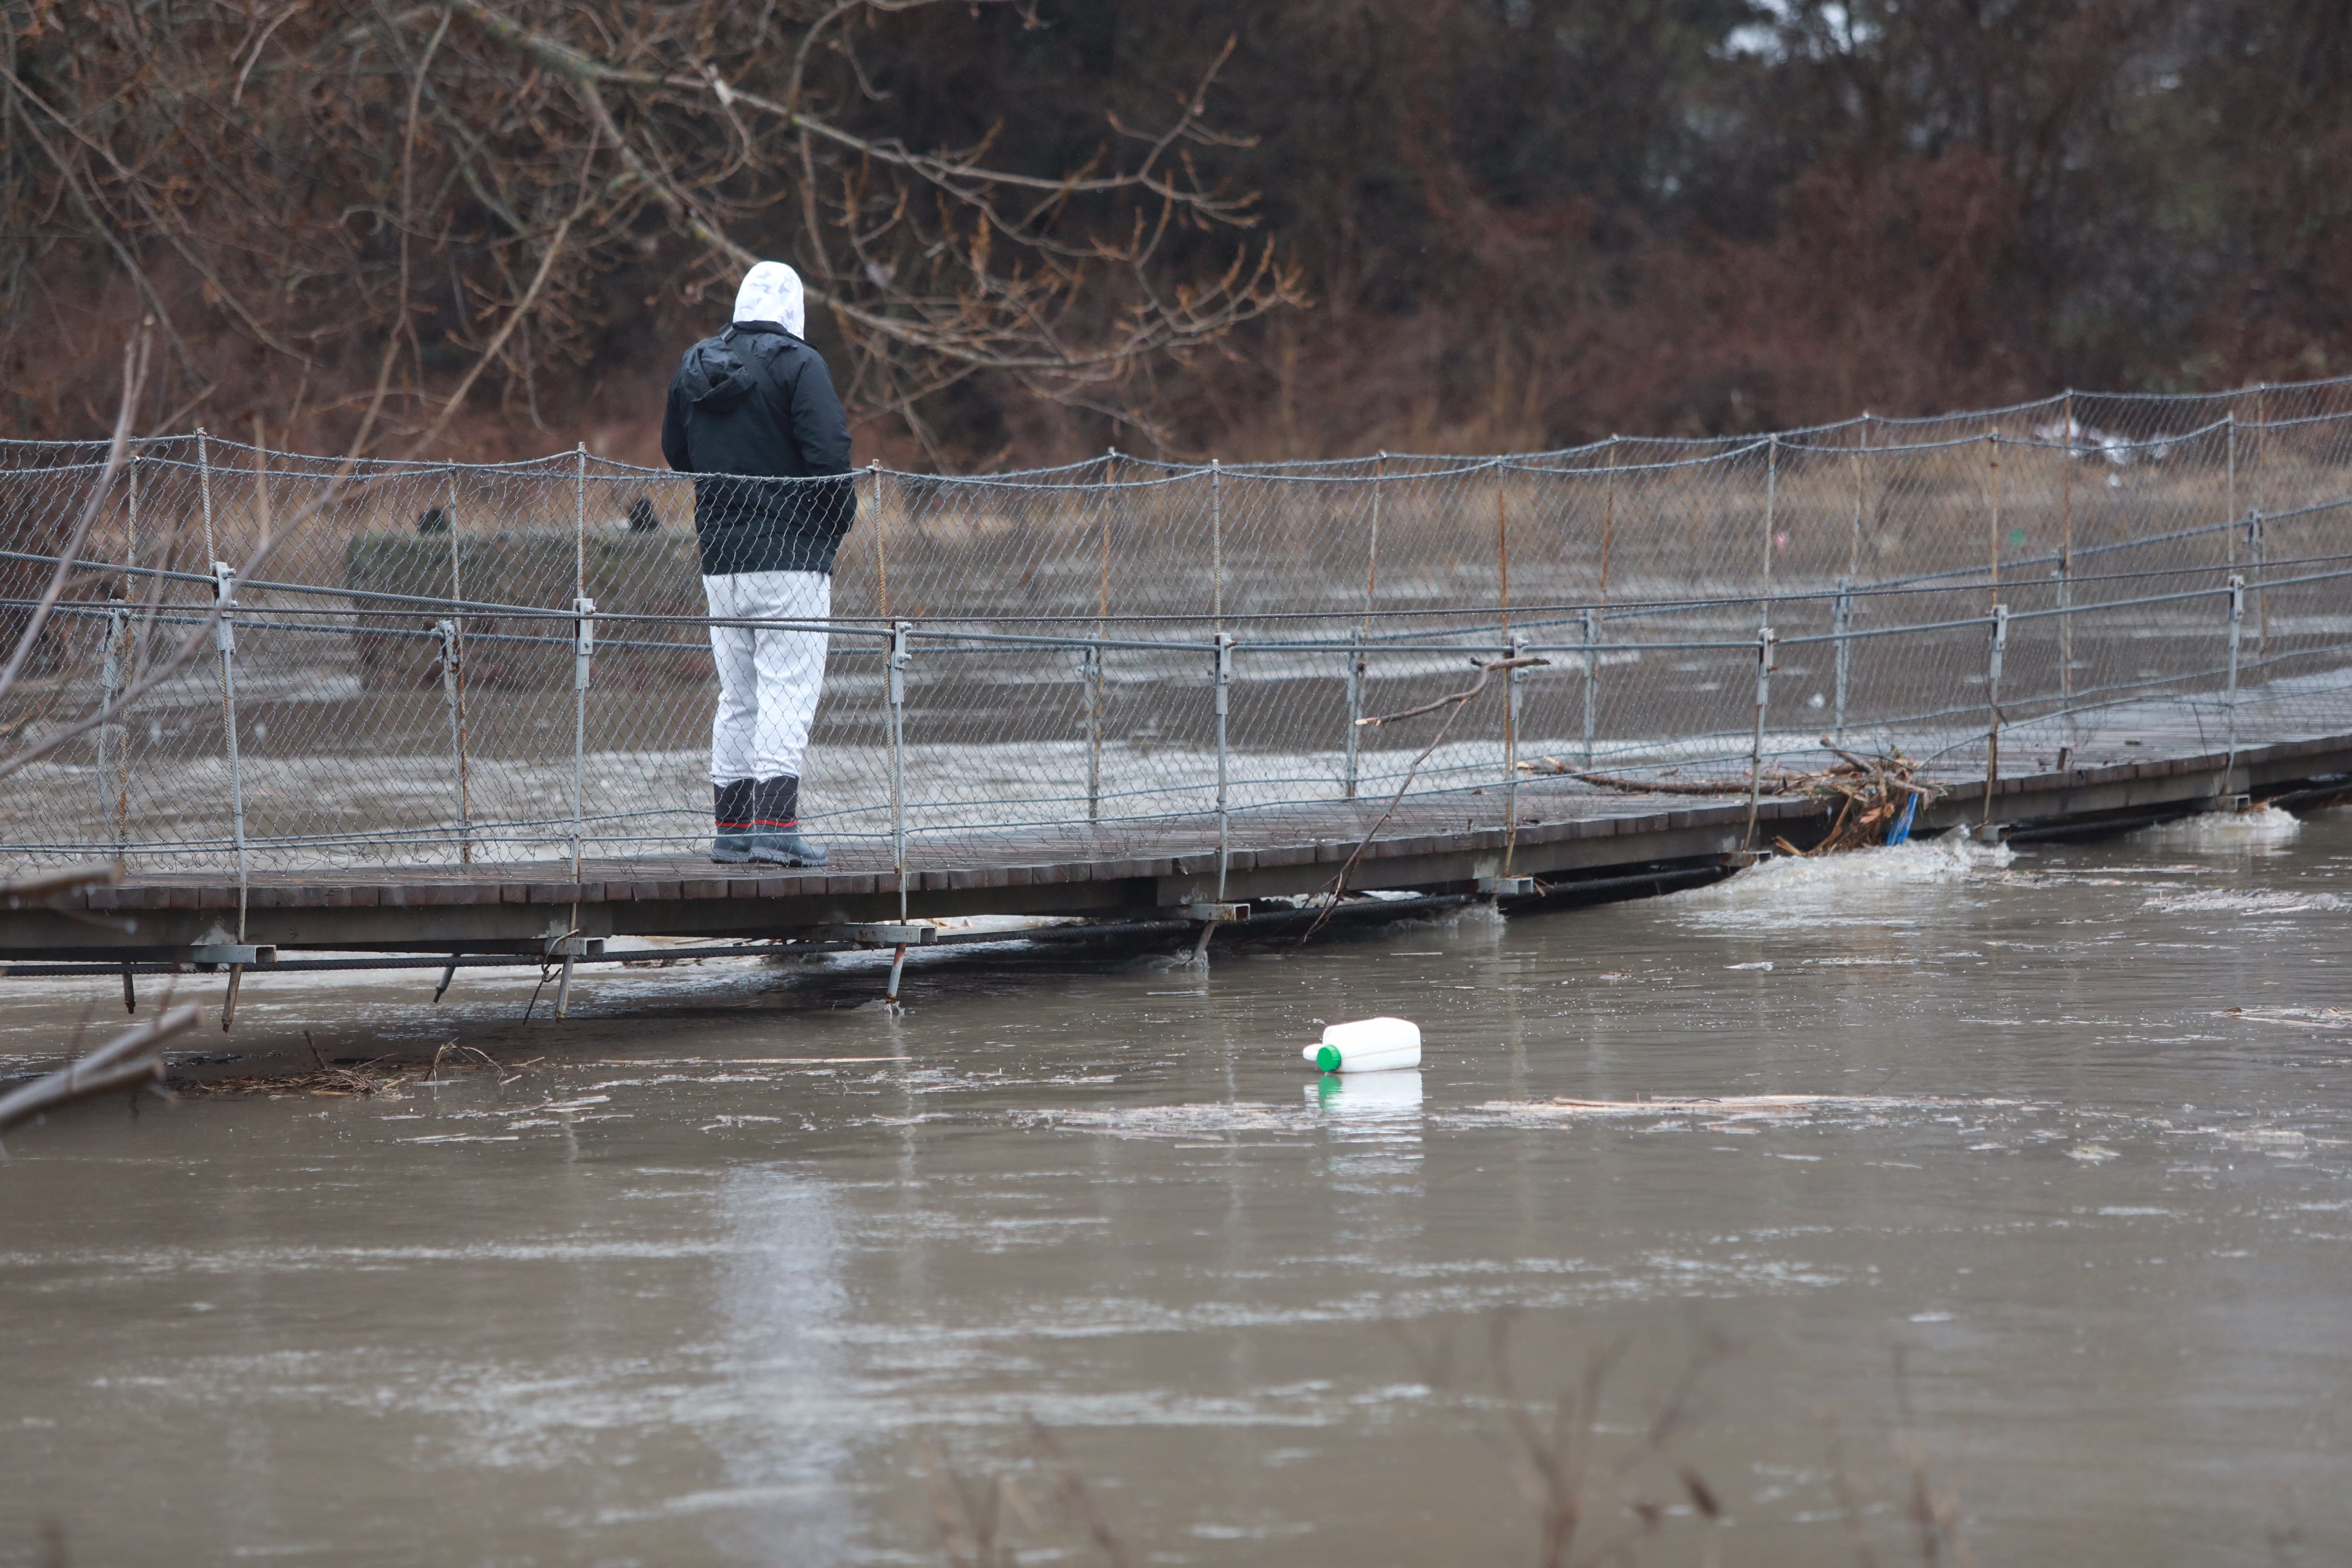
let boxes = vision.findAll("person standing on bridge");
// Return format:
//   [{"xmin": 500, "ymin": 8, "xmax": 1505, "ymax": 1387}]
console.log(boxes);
[{"xmin": 662, "ymin": 261, "xmax": 855, "ymax": 867}]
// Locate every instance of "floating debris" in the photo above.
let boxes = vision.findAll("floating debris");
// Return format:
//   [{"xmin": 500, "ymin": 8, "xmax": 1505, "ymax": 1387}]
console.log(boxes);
[
  {"xmin": 1524, "ymin": 744, "xmax": 1943, "ymax": 855},
  {"xmin": 1478, "ymin": 1094, "xmax": 2015, "ymax": 1124},
  {"xmin": 1306, "ymin": 1017, "xmax": 1422, "ymax": 1073},
  {"xmin": 174, "ymin": 1036, "xmax": 539, "ymax": 1098},
  {"xmin": 2222, "ymin": 1007, "xmax": 2352, "ymax": 1030}
]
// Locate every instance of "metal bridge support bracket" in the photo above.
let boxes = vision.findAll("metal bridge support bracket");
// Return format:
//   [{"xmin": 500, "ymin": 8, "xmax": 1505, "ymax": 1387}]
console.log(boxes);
[
  {"xmin": 190, "ymin": 943, "xmax": 278, "ymax": 967},
  {"xmin": 543, "ymin": 930, "xmax": 598, "ymax": 1021},
  {"xmin": 1183, "ymin": 899, "xmax": 1246, "ymax": 967}
]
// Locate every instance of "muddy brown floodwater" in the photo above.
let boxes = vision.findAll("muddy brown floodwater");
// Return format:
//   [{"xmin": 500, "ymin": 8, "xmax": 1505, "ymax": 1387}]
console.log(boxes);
[{"xmin": 3, "ymin": 813, "xmax": 2348, "ymax": 1566}]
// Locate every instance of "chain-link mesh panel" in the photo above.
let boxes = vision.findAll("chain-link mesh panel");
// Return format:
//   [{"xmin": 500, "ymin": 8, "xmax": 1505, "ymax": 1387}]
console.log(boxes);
[{"xmin": 5, "ymin": 377, "xmax": 2351, "ymax": 882}]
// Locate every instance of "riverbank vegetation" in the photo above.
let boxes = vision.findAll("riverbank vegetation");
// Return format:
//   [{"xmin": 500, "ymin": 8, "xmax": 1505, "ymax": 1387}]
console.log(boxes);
[{"xmin": 7, "ymin": 2, "xmax": 2349, "ymax": 465}]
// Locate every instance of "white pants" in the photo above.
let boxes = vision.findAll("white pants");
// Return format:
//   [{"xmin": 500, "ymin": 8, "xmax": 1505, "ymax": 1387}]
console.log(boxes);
[{"xmin": 705, "ymin": 570, "xmax": 830, "ymax": 783}]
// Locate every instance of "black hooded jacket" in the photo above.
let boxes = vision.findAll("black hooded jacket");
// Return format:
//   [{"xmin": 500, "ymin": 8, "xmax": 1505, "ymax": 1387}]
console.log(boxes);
[{"xmin": 660, "ymin": 322, "xmax": 856, "ymax": 576}]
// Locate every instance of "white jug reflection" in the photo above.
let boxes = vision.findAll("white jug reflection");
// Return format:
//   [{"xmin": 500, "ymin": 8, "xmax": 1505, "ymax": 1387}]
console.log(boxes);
[{"xmin": 1307, "ymin": 1069, "xmax": 1424, "ymax": 1124}]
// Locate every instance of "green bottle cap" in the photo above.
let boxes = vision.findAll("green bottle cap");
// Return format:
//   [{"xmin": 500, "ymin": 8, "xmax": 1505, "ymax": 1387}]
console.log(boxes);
[{"xmin": 1315, "ymin": 1044, "xmax": 1342, "ymax": 1073}]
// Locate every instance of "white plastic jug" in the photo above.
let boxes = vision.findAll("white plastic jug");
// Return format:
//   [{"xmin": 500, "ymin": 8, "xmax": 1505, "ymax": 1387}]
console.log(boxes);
[{"xmin": 1304, "ymin": 1016, "xmax": 1422, "ymax": 1073}]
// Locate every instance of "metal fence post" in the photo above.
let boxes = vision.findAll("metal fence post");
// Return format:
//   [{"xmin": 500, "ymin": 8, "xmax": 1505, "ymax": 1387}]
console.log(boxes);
[
  {"xmin": 1213, "ymin": 631, "xmax": 1233, "ymax": 901},
  {"xmin": 2225, "ymin": 573, "xmax": 2245, "ymax": 779},
  {"xmin": 443, "ymin": 469, "xmax": 473, "ymax": 864},
  {"xmin": 2224, "ymin": 411, "xmax": 2237, "ymax": 565},
  {"xmin": 99, "ymin": 601, "xmax": 127, "ymax": 858},
  {"xmin": 1496, "ymin": 458, "xmax": 1511, "ymax": 627},
  {"xmin": 2057, "ymin": 569, "xmax": 2074, "ymax": 751},
  {"xmin": 1349, "ymin": 452, "xmax": 1383, "ymax": 801},
  {"xmin": 1985, "ymin": 429, "xmax": 2002, "ymax": 608},
  {"xmin": 890, "ymin": 619, "xmax": 912, "ymax": 920},
  {"xmin": 1831, "ymin": 578, "xmax": 1852, "ymax": 745},
  {"xmin": 1743, "ymin": 623, "xmax": 1776, "ymax": 852},
  {"xmin": 117, "ymin": 450, "xmax": 139, "ymax": 858},
  {"xmin": 1087, "ymin": 452, "xmax": 1113, "ymax": 823},
  {"xmin": 1580, "ymin": 605, "xmax": 1600, "ymax": 770},
  {"xmin": 1982, "ymin": 603, "xmax": 2009, "ymax": 825},
  {"xmin": 571, "ymin": 593, "xmax": 595, "ymax": 882},
  {"xmin": 213, "ymin": 560, "xmax": 249, "ymax": 1028},
  {"xmin": 1084, "ymin": 642, "xmax": 1103, "ymax": 823},
  {"xmin": 869, "ymin": 459, "xmax": 891, "ymax": 615},
  {"xmin": 1343, "ymin": 626, "xmax": 1364, "ymax": 799},
  {"xmin": 2060, "ymin": 398, "xmax": 2075, "ymax": 750},
  {"xmin": 2246, "ymin": 508, "xmax": 2267, "ymax": 668},
  {"xmin": 1210, "ymin": 457, "xmax": 1223, "ymax": 629},
  {"xmin": 212, "ymin": 561, "xmax": 246, "ymax": 906},
  {"xmin": 1600, "ymin": 436, "xmax": 1618, "ymax": 598},
  {"xmin": 571, "ymin": 443, "xmax": 589, "ymax": 887},
  {"xmin": 436, "ymin": 619, "xmax": 473, "ymax": 863},
  {"xmin": 1504, "ymin": 630, "xmax": 1528, "ymax": 872}
]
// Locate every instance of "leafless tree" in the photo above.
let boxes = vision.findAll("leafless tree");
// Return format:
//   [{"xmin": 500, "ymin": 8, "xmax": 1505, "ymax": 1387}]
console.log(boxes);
[{"xmin": 3, "ymin": 1, "xmax": 1302, "ymax": 460}]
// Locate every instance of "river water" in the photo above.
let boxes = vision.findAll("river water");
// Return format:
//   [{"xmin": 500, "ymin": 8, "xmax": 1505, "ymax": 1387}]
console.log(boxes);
[{"xmin": 3, "ymin": 812, "xmax": 2347, "ymax": 1566}]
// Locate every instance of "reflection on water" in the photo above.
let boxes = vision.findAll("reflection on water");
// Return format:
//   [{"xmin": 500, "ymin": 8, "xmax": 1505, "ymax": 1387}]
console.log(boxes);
[
  {"xmin": 2, "ymin": 813, "xmax": 2350, "ymax": 1564},
  {"xmin": 709, "ymin": 1169, "xmax": 856, "ymax": 1566}
]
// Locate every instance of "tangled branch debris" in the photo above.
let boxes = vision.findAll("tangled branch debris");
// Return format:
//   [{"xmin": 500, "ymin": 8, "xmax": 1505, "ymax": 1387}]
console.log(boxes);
[{"xmin": 1520, "ymin": 739, "xmax": 1942, "ymax": 855}]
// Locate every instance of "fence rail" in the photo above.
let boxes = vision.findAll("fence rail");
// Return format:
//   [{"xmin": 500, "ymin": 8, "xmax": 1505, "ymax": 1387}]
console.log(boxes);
[{"xmin": 5, "ymin": 376, "xmax": 2352, "ymax": 889}]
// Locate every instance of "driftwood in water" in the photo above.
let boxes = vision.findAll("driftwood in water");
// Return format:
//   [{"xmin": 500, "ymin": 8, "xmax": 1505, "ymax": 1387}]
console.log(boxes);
[{"xmin": 1532, "ymin": 765, "xmax": 1809, "ymax": 796}]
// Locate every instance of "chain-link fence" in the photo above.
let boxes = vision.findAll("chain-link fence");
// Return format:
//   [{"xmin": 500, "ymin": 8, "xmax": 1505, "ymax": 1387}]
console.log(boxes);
[{"xmin": 5, "ymin": 377, "xmax": 2351, "ymax": 885}]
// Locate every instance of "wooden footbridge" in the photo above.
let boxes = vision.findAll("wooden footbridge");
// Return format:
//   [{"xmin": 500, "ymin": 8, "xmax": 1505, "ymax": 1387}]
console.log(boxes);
[
  {"xmin": 7, "ymin": 390, "xmax": 2352, "ymax": 1012},
  {"xmin": 8, "ymin": 733, "xmax": 2346, "ymax": 988}
]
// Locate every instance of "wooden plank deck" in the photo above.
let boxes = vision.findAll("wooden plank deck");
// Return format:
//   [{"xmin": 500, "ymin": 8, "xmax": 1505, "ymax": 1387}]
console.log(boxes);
[{"xmin": 6, "ymin": 732, "xmax": 2347, "ymax": 962}]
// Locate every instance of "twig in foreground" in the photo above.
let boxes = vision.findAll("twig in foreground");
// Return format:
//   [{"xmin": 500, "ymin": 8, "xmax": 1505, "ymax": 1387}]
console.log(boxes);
[
  {"xmin": 1293, "ymin": 654, "xmax": 1549, "ymax": 949},
  {"xmin": 0, "ymin": 1004, "xmax": 201, "ymax": 1144}
]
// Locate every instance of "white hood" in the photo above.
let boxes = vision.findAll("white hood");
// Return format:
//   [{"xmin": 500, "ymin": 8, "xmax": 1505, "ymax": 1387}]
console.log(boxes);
[{"xmin": 733, "ymin": 261, "xmax": 805, "ymax": 336}]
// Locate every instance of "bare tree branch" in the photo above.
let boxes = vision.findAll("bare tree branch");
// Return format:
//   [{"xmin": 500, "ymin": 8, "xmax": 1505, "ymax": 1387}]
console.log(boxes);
[{"xmin": 2, "ymin": 0, "xmax": 1302, "ymax": 455}]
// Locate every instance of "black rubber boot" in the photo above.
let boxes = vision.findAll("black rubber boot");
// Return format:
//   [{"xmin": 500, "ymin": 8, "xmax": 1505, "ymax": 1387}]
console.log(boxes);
[
  {"xmin": 711, "ymin": 779, "xmax": 755, "ymax": 864},
  {"xmin": 746, "ymin": 775, "xmax": 827, "ymax": 867}
]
